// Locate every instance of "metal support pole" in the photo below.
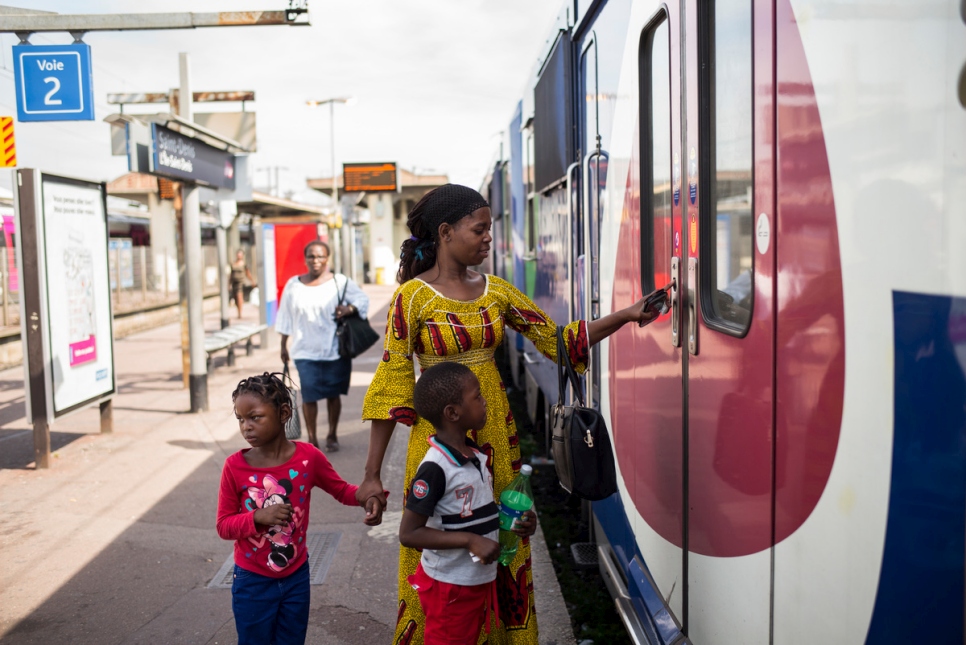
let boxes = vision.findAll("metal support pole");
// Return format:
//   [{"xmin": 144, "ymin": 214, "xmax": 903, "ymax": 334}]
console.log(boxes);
[
  {"xmin": 183, "ymin": 184, "xmax": 207, "ymax": 412},
  {"xmin": 330, "ymin": 101, "xmax": 342, "ymax": 275},
  {"xmin": 99, "ymin": 399, "xmax": 113, "ymax": 434},
  {"xmin": 179, "ymin": 52, "xmax": 207, "ymax": 412},
  {"xmin": 140, "ymin": 245, "xmax": 147, "ymax": 303},
  {"xmin": 114, "ymin": 246, "xmax": 121, "ymax": 304},
  {"xmin": 16, "ymin": 169, "xmax": 50, "ymax": 469},
  {"xmin": 1, "ymin": 245, "xmax": 8, "ymax": 327},
  {"xmin": 216, "ymin": 225, "xmax": 229, "ymax": 329},
  {"xmin": 348, "ymin": 223, "xmax": 357, "ymax": 283}
]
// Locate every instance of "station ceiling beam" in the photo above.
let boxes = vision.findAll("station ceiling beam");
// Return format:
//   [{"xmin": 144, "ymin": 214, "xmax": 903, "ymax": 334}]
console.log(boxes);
[
  {"xmin": 107, "ymin": 91, "xmax": 256, "ymax": 105},
  {"xmin": 0, "ymin": 7, "xmax": 309, "ymax": 36}
]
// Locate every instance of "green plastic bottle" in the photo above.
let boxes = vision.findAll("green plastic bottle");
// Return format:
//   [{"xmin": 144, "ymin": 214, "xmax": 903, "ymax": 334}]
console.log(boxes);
[{"xmin": 497, "ymin": 465, "xmax": 534, "ymax": 566}]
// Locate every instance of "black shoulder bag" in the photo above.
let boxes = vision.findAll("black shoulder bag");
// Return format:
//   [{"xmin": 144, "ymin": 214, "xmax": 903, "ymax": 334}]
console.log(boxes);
[
  {"xmin": 549, "ymin": 325, "xmax": 618, "ymax": 500},
  {"xmin": 335, "ymin": 275, "xmax": 380, "ymax": 359}
]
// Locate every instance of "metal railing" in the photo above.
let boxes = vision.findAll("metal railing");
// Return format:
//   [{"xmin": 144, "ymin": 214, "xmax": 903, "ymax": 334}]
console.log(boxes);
[{"xmin": 0, "ymin": 242, "xmax": 225, "ymax": 332}]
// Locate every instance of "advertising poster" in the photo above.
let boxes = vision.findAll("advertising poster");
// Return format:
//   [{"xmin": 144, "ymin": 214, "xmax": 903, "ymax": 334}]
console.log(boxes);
[{"xmin": 41, "ymin": 175, "xmax": 114, "ymax": 414}]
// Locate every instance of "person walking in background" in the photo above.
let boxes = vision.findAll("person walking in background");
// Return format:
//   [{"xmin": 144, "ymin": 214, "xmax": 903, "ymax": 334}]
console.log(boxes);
[
  {"xmin": 276, "ymin": 241, "xmax": 369, "ymax": 452},
  {"xmin": 216, "ymin": 372, "xmax": 384, "ymax": 645},
  {"xmin": 230, "ymin": 249, "xmax": 256, "ymax": 320},
  {"xmin": 357, "ymin": 184, "xmax": 658, "ymax": 644}
]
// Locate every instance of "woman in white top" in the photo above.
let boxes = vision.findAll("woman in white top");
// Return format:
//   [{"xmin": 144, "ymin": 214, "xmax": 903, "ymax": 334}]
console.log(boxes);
[{"xmin": 276, "ymin": 241, "xmax": 370, "ymax": 451}]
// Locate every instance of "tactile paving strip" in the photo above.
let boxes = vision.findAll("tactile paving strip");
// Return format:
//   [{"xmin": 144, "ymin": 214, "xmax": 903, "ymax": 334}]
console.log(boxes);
[{"xmin": 208, "ymin": 532, "xmax": 343, "ymax": 589}]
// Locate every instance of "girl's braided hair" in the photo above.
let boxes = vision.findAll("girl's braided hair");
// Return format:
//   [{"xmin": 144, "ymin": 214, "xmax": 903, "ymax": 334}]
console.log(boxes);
[{"xmin": 232, "ymin": 372, "xmax": 293, "ymax": 421}]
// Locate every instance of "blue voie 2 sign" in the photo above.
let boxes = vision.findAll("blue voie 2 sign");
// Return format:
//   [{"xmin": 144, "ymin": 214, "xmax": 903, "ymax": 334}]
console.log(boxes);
[
  {"xmin": 13, "ymin": 43, "xmax": 95, "ymax": 122},
  {"xmin": 150, "ymin": 124, "xmax": 236, "ymax": 190}
]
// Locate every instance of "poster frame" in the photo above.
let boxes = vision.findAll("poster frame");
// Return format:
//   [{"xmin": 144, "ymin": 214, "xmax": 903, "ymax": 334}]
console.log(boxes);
[{"xmin": 20, "ymin": 170, "xmax": 116, "ymax": 423}]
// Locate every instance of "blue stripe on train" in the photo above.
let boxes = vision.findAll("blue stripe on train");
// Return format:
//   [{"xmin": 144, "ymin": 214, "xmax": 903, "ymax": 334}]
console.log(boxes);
[
  {"xmin": 866, "ymin": 291, "xmax": 966, "ymax": 643},
  {"xmin": 594, "ymin": 494, "xmax": 682, "ymax": 645}
]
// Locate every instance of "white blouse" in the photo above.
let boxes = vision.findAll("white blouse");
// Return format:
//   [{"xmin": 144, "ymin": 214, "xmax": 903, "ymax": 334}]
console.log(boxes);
[{"xmin": 274, "ymin": 274, "xmax": 370, "ymax": 361}]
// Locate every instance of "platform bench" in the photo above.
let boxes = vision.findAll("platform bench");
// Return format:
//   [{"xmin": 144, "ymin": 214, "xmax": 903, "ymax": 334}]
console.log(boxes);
[{"xmin": 204, "ymin": 323, "xmax": 268, "ymax": 373}]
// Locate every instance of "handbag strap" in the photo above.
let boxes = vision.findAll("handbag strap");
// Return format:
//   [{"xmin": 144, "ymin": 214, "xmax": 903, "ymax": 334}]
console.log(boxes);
[
  {"xmin": 556, "ymin": 325, "xmax": 584, "ymax": 406},
  {"xmin": 337, "ymin": 274, "xmax": 348, "ymax": 305}
]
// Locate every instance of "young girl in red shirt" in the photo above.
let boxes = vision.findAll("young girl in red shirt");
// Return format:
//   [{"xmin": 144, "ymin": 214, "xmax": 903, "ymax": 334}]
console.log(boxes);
[{"xmin": 216, "ymin": 372, "xmax": 385, "ymax": 645}]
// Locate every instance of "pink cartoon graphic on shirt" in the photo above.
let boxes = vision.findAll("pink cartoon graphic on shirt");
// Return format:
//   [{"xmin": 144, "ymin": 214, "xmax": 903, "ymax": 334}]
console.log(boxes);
[{"xmin": 246, "ymin": 474, "xmax": 298, "ymax": 572}]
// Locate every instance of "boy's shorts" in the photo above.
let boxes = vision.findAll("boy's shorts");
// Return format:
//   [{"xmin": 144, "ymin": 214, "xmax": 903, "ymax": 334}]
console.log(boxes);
[{"xmin": 408, "ymin": 563, "xmax": 497, "ymax": 644}]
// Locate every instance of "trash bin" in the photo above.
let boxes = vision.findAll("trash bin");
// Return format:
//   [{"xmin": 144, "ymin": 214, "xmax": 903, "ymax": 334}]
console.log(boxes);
[{"xmin": 375, "ymin": 267, "xmax": 385, "ymax": 285}]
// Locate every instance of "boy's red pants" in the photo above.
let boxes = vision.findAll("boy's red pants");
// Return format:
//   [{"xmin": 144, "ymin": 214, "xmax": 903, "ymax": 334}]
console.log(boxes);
[{"xmin": 408, "ymin": 563, "xmax": 499, "ymax": 645}]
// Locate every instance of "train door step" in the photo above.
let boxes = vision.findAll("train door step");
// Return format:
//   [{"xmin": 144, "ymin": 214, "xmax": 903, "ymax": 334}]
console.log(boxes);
[{"xmin": 570, "ymin": 542, "xmax": 599, "ymax": 570}]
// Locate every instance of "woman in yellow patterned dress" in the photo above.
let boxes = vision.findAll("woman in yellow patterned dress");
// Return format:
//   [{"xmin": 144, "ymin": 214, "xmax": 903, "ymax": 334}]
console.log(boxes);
[{"xmin": 358, "ymin": 185, "xmax": 656, "ymax": 645}]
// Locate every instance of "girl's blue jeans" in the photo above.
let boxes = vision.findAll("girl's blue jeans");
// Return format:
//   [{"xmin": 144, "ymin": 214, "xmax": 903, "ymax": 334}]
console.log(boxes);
[{"xmin": 231, "ymin": 560, "xmax": 310, "ymax": 645}]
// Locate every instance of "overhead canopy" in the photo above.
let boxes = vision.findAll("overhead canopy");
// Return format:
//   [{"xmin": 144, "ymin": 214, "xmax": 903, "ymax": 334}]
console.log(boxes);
[{"xmin": 236, "ymin": 191, "xmax": 325, "ymax": 221}]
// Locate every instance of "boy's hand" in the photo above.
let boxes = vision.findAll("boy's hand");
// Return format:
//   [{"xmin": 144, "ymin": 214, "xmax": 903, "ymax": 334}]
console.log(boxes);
[
  {"xmin": 511, "ymin": 510, "xmax": 538, "ymax": 538},
  {"xmin": 467, "ymin": 535, "xmax": 501, "ymax": 565},
  {"xmin": 363, "ymin": 495, "xmax": 385, "ymax": 526},
  {"xmin": 254, "ymin": 504, "xmax": 292, "ymax": 527}
]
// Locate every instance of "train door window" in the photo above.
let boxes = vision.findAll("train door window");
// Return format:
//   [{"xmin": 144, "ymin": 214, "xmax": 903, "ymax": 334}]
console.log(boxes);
[
  {"xmin": 639, "ymin": 11, "xmax": 672, "ymax": 294},
  {"xmin": 699, "ymin": 0, "xmax": 754, "ymax": 332},
  {"xmin": 525, "ymin": 126, "xmax": 537, "ymax": 255},
  {"xmin": 582, "ymin": 37, "xmax": 605, "ymax": 319},
  {"xmin": 582, "ymin": 38, "xmax": 599, "ymax": 161}
]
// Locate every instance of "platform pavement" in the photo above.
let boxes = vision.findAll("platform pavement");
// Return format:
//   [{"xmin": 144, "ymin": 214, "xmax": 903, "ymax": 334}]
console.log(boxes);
[{"xmin": 0, "ymin": 284, "xmax": 577, "ymax": 645}]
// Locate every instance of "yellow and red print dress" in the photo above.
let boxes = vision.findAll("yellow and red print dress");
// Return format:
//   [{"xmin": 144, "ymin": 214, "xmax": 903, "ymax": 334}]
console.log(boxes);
[{"xmin": 362, "ymin": 274, "xmax": 588, "ymax": 645}]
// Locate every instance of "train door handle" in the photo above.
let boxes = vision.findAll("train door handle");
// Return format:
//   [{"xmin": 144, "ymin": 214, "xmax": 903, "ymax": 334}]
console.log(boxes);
[
  {"xmin": 671, "ymin": 256, "xmax": 680, "ymax": 347},
  {"xmin": 687, "ymin": 257, "xmax": 698, "ymax": 355}
]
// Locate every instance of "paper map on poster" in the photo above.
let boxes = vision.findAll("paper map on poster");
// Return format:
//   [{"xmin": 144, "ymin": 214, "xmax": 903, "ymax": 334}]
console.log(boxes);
[{"xmin": 64, "ymin": 230, "xmax": 97, "ymax": 366}]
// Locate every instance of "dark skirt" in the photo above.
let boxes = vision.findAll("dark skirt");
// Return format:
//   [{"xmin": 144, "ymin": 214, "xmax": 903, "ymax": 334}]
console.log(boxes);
[{"xmin": 293, "ymin": 357, "xmax": 351, "ymax": 402}]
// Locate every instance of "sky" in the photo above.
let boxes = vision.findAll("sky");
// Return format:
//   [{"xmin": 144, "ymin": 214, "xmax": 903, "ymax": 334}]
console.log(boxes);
[{"xmin": 0, "ymin": 0, "xmax": 564, "ymax": 204}]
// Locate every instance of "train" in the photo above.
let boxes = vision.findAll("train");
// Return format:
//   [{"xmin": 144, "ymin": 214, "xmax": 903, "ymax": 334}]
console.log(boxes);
[{"xmin": 480, "ymin": 0, "xmax": 966, "ymax": 643}]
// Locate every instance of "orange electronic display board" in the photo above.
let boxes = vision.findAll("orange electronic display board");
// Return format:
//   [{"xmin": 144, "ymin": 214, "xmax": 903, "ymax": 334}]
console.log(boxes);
[{"xmin": 343, "ymin": 162, "xmax": 397, "ymax": 192}]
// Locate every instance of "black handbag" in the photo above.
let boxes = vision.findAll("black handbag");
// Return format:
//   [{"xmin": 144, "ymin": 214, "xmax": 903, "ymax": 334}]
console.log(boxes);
[
  {"xmin": 549, "ymin": 325, "xmax": 618, "ymax": 501},
  {"xmin": 335, "ymin": 275, "xmax": 380, "ymax": 359}
]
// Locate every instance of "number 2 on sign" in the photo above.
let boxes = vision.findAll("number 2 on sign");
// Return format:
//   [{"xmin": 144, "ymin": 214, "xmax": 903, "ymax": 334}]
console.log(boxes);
[{"xmin": 43, "ymin": 77, "xmax": 62, "ymax": 106}]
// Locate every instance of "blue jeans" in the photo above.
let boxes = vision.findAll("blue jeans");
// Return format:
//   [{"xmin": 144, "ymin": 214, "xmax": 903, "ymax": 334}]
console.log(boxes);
[{"xmin": 232, "ymin": 560, "xmax": 310, "ymax": 645}]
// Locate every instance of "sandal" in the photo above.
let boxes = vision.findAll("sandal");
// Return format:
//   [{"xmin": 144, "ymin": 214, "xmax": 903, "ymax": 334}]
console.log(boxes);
[{"xmin": 325, "ymin": 439, "xmax": 340, "ymax": 453}]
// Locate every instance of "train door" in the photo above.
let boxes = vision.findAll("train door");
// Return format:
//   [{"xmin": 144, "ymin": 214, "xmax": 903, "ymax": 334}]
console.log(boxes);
[
  {"xmin": 613, "ymin": 0, "xmax": 775, "ymax": 640},
  {"xmin": 681, "ymin": 0, "xmax": 776, "ymax": 641},
  {"xmin": 610, "ymin": 1, "xmax": 687, "ymax": 628}
]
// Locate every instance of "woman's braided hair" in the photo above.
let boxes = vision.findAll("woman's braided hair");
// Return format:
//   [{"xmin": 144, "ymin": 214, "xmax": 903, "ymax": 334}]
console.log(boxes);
[
  {"xmin": 397, "ymin": 184, "xmax": 489, "ymax": 283},
  {"xmin": 232, "ymin": 372, "xmax": 293, "ymax": 422}
]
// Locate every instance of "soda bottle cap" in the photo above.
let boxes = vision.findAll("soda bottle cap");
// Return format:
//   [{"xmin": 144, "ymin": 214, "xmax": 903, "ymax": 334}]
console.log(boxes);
[{"xmin": 521, "ymin": 465, "xmax": 533, "ymax": 476}]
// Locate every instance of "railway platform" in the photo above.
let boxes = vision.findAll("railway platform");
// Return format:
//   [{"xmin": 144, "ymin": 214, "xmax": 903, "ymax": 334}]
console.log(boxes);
[{"xmin": 0, "ymin": 284, "xmax": 575, "ymax": 645}]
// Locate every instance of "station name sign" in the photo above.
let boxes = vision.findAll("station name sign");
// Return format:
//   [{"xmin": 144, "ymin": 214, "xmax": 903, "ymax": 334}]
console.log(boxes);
[
  {"xmin": 150, "ymin": 123, "xmax": 236, "ymax": 190},
  {"xmin": 343, "ymin": 162, "xmax": 397, "ymax": 193}
]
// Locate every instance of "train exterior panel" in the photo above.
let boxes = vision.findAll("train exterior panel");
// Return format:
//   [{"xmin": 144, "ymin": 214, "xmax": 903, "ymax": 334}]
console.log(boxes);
[{"xmin": 485, "ymin": 0, "xmax": 966, "ymax": 642}]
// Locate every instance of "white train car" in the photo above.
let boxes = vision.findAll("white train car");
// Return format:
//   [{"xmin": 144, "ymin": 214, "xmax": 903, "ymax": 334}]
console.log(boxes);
[{"xmin": 485, "ymin": 1, "xmax": 966, "ymax": 642}]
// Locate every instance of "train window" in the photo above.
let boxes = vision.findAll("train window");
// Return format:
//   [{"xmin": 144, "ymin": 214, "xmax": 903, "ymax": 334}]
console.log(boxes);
[
  {"xmin": 699, "ymin": 0, "xmax": 754, "ymax": 333},
  {"xmin": 639, "ymin": 12, "xmax": 672, "ymax": 295},
  {"xmin": 525, "ymin": 128, "xmax": 537, "ymax": 255},
  {"xmin": 582, "ymin": 39, "xmax": 599, "ymax": 159},
  {"xmin": 534, "ymin": 31, "xmax": 574, "ymax": 193}
]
